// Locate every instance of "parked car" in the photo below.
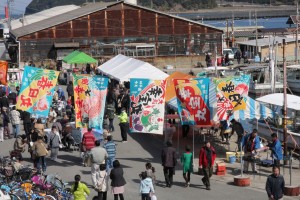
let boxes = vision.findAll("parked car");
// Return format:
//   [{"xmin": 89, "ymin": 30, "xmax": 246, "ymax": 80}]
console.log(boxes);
[{"xmin": 222, "ymin": 49, "xmax": 234, "ymax": 60}]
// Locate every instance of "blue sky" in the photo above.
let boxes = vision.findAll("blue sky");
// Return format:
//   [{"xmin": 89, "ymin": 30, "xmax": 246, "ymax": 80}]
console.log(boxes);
[{"xmin": 0, "ymin": 0, "xmax": 32, "ymax": 15}]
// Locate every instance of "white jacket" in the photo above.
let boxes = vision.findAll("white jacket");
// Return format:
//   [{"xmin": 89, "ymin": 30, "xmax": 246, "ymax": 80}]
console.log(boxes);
[{"xmin": 96, "ymin": 171, "xmax": 109, "ymax": 192}]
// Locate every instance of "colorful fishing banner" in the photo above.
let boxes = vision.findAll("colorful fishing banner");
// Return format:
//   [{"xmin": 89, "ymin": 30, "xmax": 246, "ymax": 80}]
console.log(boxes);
[
  {"xmin": 0, "ymin": 61, "xmax": 8, "ymax": 85},
  {"xmin": 16, "ymin": 66, "xmax": 59, "ymax": 117},
  {"xmin": 73, "ymin": 74, "xmax": 108, "ymax": 129},
  {"xmin": 173, "ymin": 78, "xmax": 211, "ymax": 125},
  {"xmin": 130, "ymin": 79, "xmax": 166, "ymax": 135},
  {"xmin": 214, "ymin": 75, "xmax": 250, "ymax": 120}
]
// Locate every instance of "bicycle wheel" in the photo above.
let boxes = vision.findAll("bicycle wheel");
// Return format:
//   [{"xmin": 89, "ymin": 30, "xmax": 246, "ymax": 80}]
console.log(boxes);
[
  {"xmin": 9, "ymin": 194, "xmax": 22, "ymax": 200},
  {"xmin": 44, "ymin": 195, "xmax": 56, "ymax": 200}
]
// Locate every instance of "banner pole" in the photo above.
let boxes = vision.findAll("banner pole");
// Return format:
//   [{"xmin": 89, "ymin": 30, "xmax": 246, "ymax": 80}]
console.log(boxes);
[
  {"xmin": 177, "ymin": 122, "xmax": 180, "ymax": 153},
  {"xmin": 193, "ymin": 125, "xmax": 195, "ymax": 163}
]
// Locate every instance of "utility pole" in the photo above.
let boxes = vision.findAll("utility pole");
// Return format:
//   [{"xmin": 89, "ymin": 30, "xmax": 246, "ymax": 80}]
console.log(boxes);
[
  {"xmin": 7, "ymin": 0, "xmax": 11, "ymax": 30},
  {"xmin": 255, "ymin": 10, "xmax": 258, "ymax": 56},
  {"xmin": 226, "ymin": 19, "xmax": 229, "ymax": 48},
  {"xmin": 283, "ymin": 39, "xmax": 288, "ymax": 165},
  {"xmin": 249, "ymin": 10, "xmax": 251, "ymax": 26},
  {"xmin": 232, "ymin": 12, "xmax": 235, "ymax": 47},
  {"xmin": 296, "ymin": 1, "xmax": 299, "ymax": 64}
]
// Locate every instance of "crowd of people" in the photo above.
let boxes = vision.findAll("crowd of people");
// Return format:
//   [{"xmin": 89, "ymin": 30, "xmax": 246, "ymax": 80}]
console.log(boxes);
[{"xmin": 0, "ymin": 80, "xmax": 288, "ymax": 200}]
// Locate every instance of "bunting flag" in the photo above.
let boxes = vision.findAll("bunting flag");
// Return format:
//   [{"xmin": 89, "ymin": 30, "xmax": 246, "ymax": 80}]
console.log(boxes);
[
  {"xmin": 214, "ymin": 75, "xmax": 250, "ymax": 120},
  {"xmin": 0, "ymin": 61, "xmax": 8, "ymax": 85},
  {"xmin": 174, "ymin": 78, "xmax": 211, "ymax": 125},
  {"xmin": 73, "ymin": 74, "xmax": 108, "ymax": 129},
  {"xmin": 130, "ymin": 79, "xmax": 166, "ymax": 135},
  {"xmin": 16, "ymin": 66, "xmax": 59, "ymax": 117}
]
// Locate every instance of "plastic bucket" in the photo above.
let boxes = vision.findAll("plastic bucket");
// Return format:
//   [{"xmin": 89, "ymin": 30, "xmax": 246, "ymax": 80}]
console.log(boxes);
[
  {"xmin": 226, "ymin": 152, "xmax": 235, "ymax": 162},
  {"xmin": 229, "ymin": 156, "xmax": 236, "ymax": 164}
]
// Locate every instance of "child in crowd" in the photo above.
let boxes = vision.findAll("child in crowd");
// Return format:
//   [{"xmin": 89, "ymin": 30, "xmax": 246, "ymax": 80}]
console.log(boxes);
[
  {"xmin": 139, "ymin": 171, "xmax": 155, "ymax": 200},
  {"xmin": 145, "ymin": 162, "xmax": 156, "ymax": 186}
]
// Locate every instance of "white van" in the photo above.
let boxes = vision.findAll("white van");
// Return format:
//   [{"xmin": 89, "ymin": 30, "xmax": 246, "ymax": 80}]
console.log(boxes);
[
  {"xmin": 3, "ymin": 28, "xmax": 9, "ymax": 39},
  {"xmin": 222, "ymin": 49, "xmax": 234, "ymax": 60}
]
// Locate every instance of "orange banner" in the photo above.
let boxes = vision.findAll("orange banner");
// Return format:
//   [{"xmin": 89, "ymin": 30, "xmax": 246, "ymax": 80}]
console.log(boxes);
[{"xmin": 0, "ymin": 61, "xmax": 8, "ymax": 85}]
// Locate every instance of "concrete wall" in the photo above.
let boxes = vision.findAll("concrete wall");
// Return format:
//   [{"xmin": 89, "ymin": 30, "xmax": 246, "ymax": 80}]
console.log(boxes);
[{"xmin": 142, "ymin": 55, "xmax": 206, "ymax": 69}]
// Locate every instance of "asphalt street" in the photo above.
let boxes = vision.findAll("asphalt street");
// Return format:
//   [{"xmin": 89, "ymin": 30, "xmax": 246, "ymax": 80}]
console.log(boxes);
[{"xmin": 0, "ymin": 121, "xmax": 271, "ymax": 200}]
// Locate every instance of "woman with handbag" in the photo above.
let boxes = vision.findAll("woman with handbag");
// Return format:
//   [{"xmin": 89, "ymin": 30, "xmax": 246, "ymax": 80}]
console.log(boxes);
[
  {"xmin": 95, "ymin": 164, "xmax": 109, "ymax": 200},
  {"xmin": 32, "ymin": 136, "xmax": 48, "ymax": 173}
]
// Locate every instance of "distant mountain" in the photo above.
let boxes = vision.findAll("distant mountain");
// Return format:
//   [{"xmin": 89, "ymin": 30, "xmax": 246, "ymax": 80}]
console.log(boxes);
[
  {"xmin": 24, "ymin": 0, "xmax": 218, "ymax": 15},
  {"xmin": 24, "ymin": 0, "xmax": 296, "ymax": 15}
]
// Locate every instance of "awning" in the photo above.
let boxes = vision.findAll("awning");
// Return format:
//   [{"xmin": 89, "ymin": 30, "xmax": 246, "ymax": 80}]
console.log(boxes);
[
  {"xmin": 54, "ymin": 42, "xmax": 79, "ymax": 48},
  {"xmin": 63, "ymin": 51, "xmax": 97, "ymax": 64},
  {"xmin": 98, "ymin": 54, "xmax": 168, "ymax": 82},
  {"xmin": 256, "ymin": 93, "xmax": 300, "ymax": 111}
]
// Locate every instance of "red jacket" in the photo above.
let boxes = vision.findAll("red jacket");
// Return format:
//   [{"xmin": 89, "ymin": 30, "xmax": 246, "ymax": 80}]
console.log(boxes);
[
  {"xmin": 82, "ymin": 131, "xmax": 96, "ymax": 151},
  {"xmin": 199, "ymin": 146, "xmax": 216, "ymax": 168}
]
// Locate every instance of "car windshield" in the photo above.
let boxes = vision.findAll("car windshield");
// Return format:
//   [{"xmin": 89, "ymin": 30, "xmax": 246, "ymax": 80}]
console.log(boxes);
[{"xmin": 223, "ymin": 50, "xmax": 233, "ymax": 54}]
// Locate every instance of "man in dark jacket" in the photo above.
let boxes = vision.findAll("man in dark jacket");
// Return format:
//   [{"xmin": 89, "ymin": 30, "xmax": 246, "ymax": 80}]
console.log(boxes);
[
  {"xmin": 0, "ymin": 93, "xmax": 9, "ymax": 109},
  {"xmin": 66, "ymin": 81, "xmax": 74, "ymax": 104},
  {"xmin": 22, "ymin": 111, "xmax": 32, "ymax": 139},
  {"xmin": 161, "ymin": 141, "xmax": 177, "ymax": 188},
  {"xmin": 199, "ymin": 141, "xmax": 216, "ymax": 190},
  {"xmin": 230, "ymin": 119, "xmax": 245, "ymax": 150},
  {"xmin": 266, "ymin": 166, "xmax": 285, "ymax": 200}
]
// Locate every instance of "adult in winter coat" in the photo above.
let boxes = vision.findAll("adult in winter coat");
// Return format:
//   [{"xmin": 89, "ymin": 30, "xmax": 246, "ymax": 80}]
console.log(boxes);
[
  {"xmin": 10, "ymin": 106, "xmax": 20, "ymax": 138},
  {"xmin": 161, "ymin": 141, "xmax": 177, "ymax": 188},
  {"xmin": 2, "ymin": 107, "xmax": 10, "ymax": 139},
  {"xmin": 242, "ymin": 129, "xmax": 260, "ymax": 173},
  {"xmin": 47, "ymin": 126, "xmax": 61, "ymax": 161},
  {"xmin": 110, "ymin": 160, "xmax": 126, "ymax": 200},
  {"xmin": 32, "ymin": 136, "xmax": 48, "ymax": 173},
  {"xmin": 199, "ymin": 141, "xmax": 216, "ymax": 190},
  {"xmin": 266, "ymin": 166, "xmax": 285, "ymax": 200}
]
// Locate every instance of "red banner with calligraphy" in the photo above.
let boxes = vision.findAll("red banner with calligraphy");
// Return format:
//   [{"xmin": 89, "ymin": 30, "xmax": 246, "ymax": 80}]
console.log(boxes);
[{"xmin": 173, "ymin": 78, "xmax": 211, "ymax": 125}]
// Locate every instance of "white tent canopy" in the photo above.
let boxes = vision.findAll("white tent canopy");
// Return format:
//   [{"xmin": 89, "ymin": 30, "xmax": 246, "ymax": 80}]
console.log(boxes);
[
  {"xmin": 256, "ymin": 93, "xmax": 300, "ymax": 111},
  {"xmin": 98, "ymin": 54, "xmax": 169, "ymax": 82}
]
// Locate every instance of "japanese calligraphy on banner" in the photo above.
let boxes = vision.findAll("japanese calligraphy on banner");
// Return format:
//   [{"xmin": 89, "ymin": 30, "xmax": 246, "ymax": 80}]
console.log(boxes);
[
  {"xmin": 130, "ymin": 79, "xmax": 166, "ymax": 135},
  {"xmin": 73, "ymin": 74, "xmax": 108, "ymax": 129},
  {"xmin": 16, "ymin": 66, "xmax": 59, "ymax": 117},
  {"xmin": 174, "ymin": 78, "xmax": 211, "ymax": 125},
  {"xmin": 214, "ymin": 75, "xmax": 250, "ymax": 120},
  {"xmin": 0, "ymin": 61, "xmax": 8, "ymax": 85}
]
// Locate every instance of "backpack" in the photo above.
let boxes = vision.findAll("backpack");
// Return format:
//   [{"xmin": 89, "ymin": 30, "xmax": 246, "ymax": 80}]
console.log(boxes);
[{"xmin": 0, "ymin": 114, "xmax": 3, "ymax": 126}]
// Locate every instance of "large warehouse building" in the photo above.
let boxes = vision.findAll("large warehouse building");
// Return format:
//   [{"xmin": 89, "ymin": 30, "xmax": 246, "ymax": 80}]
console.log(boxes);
[{"xmin": 9, "ymin": 1, "xmax": 223, "ymax": 66}]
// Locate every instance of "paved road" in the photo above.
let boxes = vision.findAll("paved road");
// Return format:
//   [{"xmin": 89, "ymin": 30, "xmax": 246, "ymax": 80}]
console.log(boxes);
[{"xmin": 0, "ymin": 121, "xmax": 271, "ymax": 200}]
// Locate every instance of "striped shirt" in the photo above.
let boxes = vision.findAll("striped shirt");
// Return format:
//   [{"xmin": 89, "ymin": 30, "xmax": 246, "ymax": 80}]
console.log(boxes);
[{"xmin": 104, "ymin": 141, "xmax": 116, "ymax": 158}]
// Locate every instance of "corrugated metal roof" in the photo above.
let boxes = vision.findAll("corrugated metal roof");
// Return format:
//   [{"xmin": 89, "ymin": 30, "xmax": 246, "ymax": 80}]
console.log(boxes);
[
  {"xmin": 11, "ymin": 1, "xmax": 222, "ymax": 39},
  {"xmin": 11, "ymin": 5, "xmax": 80, "ymax": 30},
  {"xmin": 11, "ymin": 2, "xmax": 119, "ymax": 39},
  {"xmin": 236, "ymin": 36, "xmax": 296, "ymax": 47}
]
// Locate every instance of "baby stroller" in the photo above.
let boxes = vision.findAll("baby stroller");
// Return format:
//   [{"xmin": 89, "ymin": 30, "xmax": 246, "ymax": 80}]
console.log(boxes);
[{"xmin": 70, "ymin": 128, "xmax": 82, "ymax": 151}]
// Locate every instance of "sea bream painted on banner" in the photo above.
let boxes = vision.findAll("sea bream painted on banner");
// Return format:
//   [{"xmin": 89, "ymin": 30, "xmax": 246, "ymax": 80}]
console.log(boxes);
[
  {"xmin": 130, "ymin": 79, "xmax": 166, "ymax": 135},
  {"xmin": 173, "ymin": 78, "xmax": 211, "ymax": 125},
  {"xmin": 214, "ymin": 75, "xmax": 250, "ymax": 120},
  {"xmin": 73, "ymin": 74, "xmax": 108, "ymax": 130},
  {"xmin": 16, "ymin": 66, "xmax": 59, "ymax": 118}
]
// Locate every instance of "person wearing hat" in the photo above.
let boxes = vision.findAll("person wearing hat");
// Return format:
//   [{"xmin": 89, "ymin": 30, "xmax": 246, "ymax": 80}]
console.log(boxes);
[
  {"xmin": 161, "ymin": 141, "xmax": 177, "ymax": 188},
  {"xmin": 199, "ymin": 141, "xmax": 216, "ymax": 190}
]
